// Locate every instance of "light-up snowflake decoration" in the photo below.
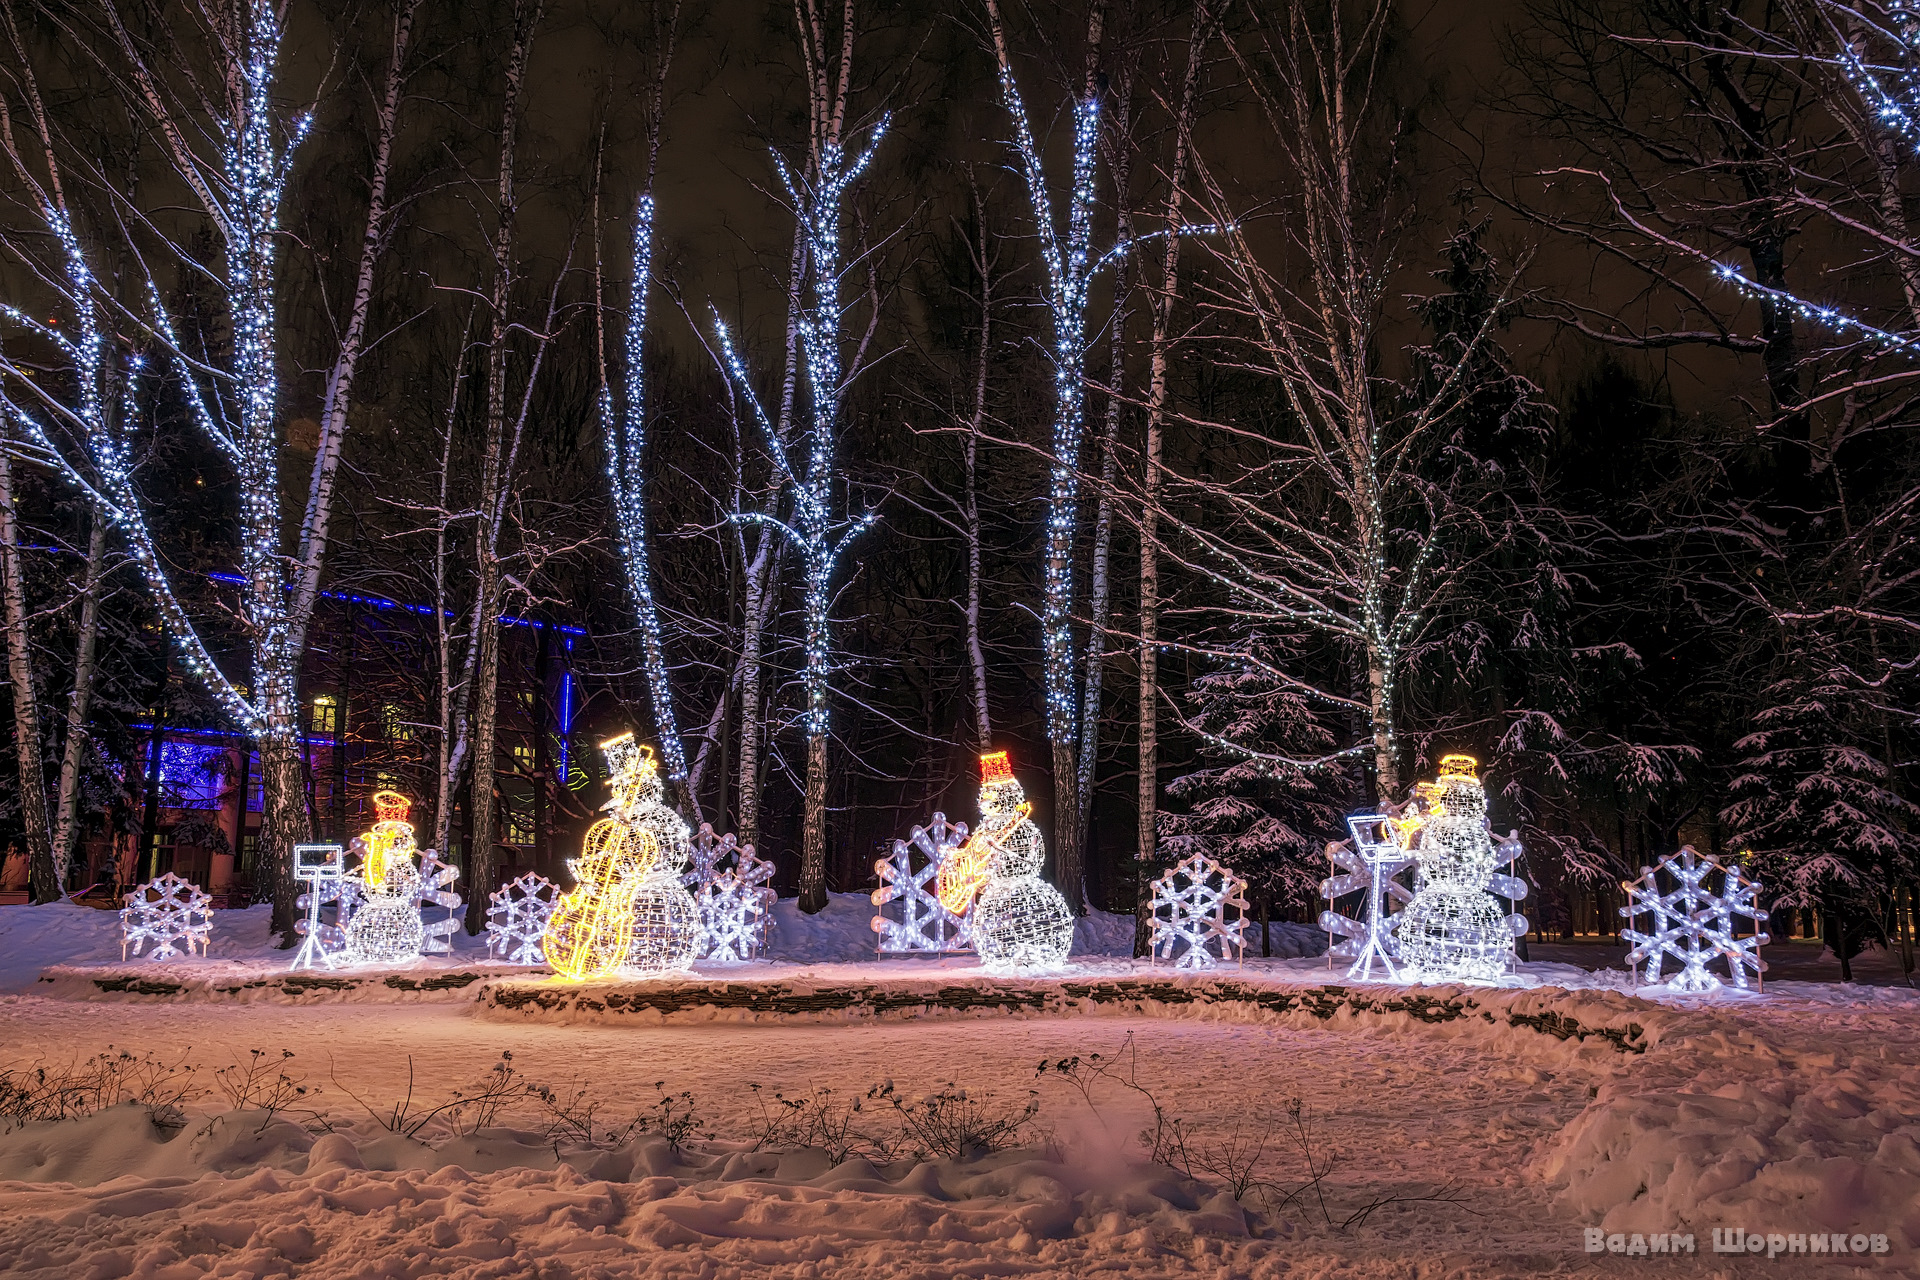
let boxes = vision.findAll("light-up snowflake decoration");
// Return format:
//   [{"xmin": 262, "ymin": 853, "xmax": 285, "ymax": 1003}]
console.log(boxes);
[
  {"xmin": 416, "ymin": 848, "xmax": 462, "ymax": 955},
  {"xmin": 1150, "ymin": 853, "xmax": 1250, "ymax": 969},
  {"xmin": 1394, "ymin": 757, "xmax": 1529, "ymax": 985},
  {"xmin": 871, "ymin": 811, "xmax": 974, "ymax": 953},
  {"xmin": 1319, "ymin": 812, "xmax": 1417, "ymax": 981},
  {"xmin": 688, "ymin": 830, "xmax": 774, "ymax": 961},
  {"xmin": 487, "ymin": 871, "xmax": 558, "ymax": 965},
  {"xmin": 697, "ymin": 870, "xmax": 772, "ymax": 963},
  {"xmin": 968, "ymin": 752, "xmax": 1073, "ymax": 973},
  {"xmin": 120, "ymin": 873, "xmax": 213, "ymax": 961},
  {"xmin": 1619, "ymin": 846, "xmax": 1770, "ymax": 993}
]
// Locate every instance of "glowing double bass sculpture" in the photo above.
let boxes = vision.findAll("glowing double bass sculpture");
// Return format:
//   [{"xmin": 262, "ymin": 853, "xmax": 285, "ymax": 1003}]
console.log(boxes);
[{"xmin": 543, "ymin": 734, "xmax": 699, "ymax": 981}]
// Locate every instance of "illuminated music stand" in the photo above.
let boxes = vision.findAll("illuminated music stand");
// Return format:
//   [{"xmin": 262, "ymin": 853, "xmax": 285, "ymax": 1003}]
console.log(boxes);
[
  {"xmin": 1343, "ymin": 814, "xmax": 1407, "ymax": 982},
  {"xmin": 290, "ymin": 844, "xmax": 344, "ymax": 971}
]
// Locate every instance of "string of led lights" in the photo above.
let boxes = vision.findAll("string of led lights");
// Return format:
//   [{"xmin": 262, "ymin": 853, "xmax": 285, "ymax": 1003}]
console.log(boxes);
[
  {"xmin": 604, "ymin": 192, "xmax": 689, "ymax": 783},
  {"xmin": 1709, "ymin": 2, "xmax": 1920, "ymax": 355},
  {"xmin": 985, "ymin": 41, "xmax": 1219, "ymax": 757},
  {"xmin": 0, "ymin": 1, "xmax": 308, "ymax": 755},
  {"xmin": 713, "ymin": 118, "xmax": 888, "ymax": 747}
]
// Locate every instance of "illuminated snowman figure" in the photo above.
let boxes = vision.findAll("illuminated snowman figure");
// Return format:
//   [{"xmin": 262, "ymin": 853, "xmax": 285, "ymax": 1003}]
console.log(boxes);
[
  {"xmin": 343, "ymin": 790, "xmax": 427, "ymax": 965},
  {"xmin": 1393, "ymin": 756, "xmax": 1520, "ymax": 984},
  {"xmin": 960, "ymin": 752, "xmax": 1074, "ymax": 973},
  {"xmin": 600, "ymin": 734, "xmax": 698, "ymax": 972}
]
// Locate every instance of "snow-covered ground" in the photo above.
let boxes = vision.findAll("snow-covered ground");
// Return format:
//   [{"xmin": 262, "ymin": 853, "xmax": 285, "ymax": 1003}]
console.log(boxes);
[{"xmin": 0, "ymin": 896, "xmax": 1915, "ymax": 1277}]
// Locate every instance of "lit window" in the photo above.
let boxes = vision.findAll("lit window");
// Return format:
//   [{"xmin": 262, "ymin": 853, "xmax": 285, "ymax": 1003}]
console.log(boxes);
[
  {"xmin": 380, "ymin": 703, "xmax": 413, "ymax": 741},
  {"xmin": 311, "ymin": 695, "xmax": 338, "ymax": 735},
  {"xmin": 511, "ymin": 745, "xmax": 534, "ymax": 771}
]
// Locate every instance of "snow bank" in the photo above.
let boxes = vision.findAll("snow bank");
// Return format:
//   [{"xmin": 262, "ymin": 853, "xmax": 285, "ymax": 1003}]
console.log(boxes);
[
  {"xmin": 0, "ymin": 1108, "xmax": 1260, "ymax": 1279},
  {"xmin": 1540, "ymin": 996, "xmax": 1920, "ymax": 1251}
]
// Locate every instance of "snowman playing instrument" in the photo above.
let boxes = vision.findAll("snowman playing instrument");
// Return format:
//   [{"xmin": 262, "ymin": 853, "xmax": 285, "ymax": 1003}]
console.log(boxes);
[{"xmin": 342, "ymin": 791, "xmax": 428, "ymax": 965}]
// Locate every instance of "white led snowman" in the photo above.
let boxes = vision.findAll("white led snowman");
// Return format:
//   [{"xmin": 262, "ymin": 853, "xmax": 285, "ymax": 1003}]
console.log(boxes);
[
  {"xmin": 343, "ymin": 790, "xmax": 427, "ymax": 965},
  {"xmin": 601, "ymin": 734, "xmax": 699, "ymax": 972},
  {"xmin": 1393, "ymin": 756, "xmax": 1518, "ymax": 983},
  {"xmin": 964, "ymin": 752, "xmax": 1074, "ymax": 972}
]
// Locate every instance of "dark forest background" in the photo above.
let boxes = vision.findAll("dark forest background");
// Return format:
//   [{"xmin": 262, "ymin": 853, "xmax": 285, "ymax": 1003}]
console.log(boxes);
[{"xmin": 1, "ymin": 0, "xmax": 1915, "ymax": 960}]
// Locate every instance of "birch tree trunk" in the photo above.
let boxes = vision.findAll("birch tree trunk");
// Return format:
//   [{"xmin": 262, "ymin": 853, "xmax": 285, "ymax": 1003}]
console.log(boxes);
[
  {"xmin": 965, "ymin": 200, "xmax": 994, "ymax": 752},
  {"xmin": 0, "ymin": 437, "xmax": 55, "ymax": 901},
  {"xmin": 466, "ymin": 0, "xmax": 541, "ymax": 931},
  {"xmin": 286, "ymin": 0, "xmax": 419, "ymax": 663},
  {"xmin": 1079, "ymin": 64, "xmax": 1132, "ymax": 864},
  {"xmin": 1136, "ymin": 0, "xmax": 1208, "ymax": 953},
  {"xmin": 50, "ymin": 512, "xmax": 109, "ymax": 890}
]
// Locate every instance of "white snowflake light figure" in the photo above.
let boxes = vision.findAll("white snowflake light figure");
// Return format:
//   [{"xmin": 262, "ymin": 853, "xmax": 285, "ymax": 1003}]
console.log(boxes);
[
  {"xmin": 120, "ymin": 873, "xmax": 213, "ymax": 961},
  {"xmin": 967, "ymin": 752, "xmax": 1074, "ymax": 973},
  {"xmin": 416, "ymin": 847, "xmax": 462, "ymax": 955},
  {"xmin": 1320, "ymin": 812, "xmax": 1417, "ymax": 981},
  {"xmin": 488, "ymin": 871, "xmax": 558, "ymax": 965},
  {"xmin": 1394, "ymin": 756, "xmax": 1529, "ymax": 984},
  {"xmin": 1150, "ymin": 853, "xmax": 1250, "ymax": 969},
  {"xmin": 688, "ymin": 832, "xmax": 774, "ymax": 961},
  {"xmin": 871, "ymin": 812, "xmax": 974, "ymax": 953},
  {"xmin": 1619, "ymin": 846, "xmax": 1770, "ymax": 993},
  {"xmin": 698, "ymin": 869, "xmax": 771, "ymax": 963}
]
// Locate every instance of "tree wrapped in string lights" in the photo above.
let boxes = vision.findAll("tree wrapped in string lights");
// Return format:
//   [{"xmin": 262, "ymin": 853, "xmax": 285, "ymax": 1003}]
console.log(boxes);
[
  {"xmin": 0, "ymin": 0, "xmax": 378, "ymax": 935},
  {"xmin": 602, "ymin": 191, "xmax": 690, "ymax": 800},
  {"xmin": 713, "ymin": 109, "xmax": 887, "ymax": 914},
  {"xmin": 981, "ymin": 2, "xmax": 1220, "ymax": 908}
]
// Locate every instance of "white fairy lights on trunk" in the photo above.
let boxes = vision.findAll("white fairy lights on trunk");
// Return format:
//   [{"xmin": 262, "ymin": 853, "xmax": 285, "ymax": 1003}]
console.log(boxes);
[
  {"xmin": 713, "ymin": 120, "xmax": 887, "ymax": 765},
  {"xmin": 982, "ymin": 13, "xmax": 1220, "ymax": 898},
  {"xmin": 603, "ymin": 193, "xmax": 689, "ymax": 785},
  {"xmin": 0, "ymin": 1, "xmax": 313, "ymax": 916}
]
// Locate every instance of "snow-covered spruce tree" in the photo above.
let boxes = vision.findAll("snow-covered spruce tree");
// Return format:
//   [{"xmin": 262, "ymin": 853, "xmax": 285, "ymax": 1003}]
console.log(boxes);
[
  {"xmin": 1724, "ymin": 650, "xmax": 1920, "ymax": 962},
  {"xmin": 1396, "ymin": 212, "xmax": 1686, "ymax": 912},
  {"xmin": 1159, "ymin": 635, "xmax": 1351, "ymax": 944}
]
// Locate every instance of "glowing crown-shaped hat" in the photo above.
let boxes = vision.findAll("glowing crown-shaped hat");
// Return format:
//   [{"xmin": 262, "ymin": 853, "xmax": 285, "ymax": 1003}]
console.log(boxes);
[
  {"xmin": 601, "ymin": 732, "xmax": 654, "ymax": 778},
  {"xmin": 1436, "ymin": 754, "xmax": 1479, "ymax": 782},
  {"xmin": 372, "ymin": 790, "xmax": 411, "ymax": 823},
  {"xmin": 979, "ymin": 751, "xmax": 1015, "ymax": 788}
]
